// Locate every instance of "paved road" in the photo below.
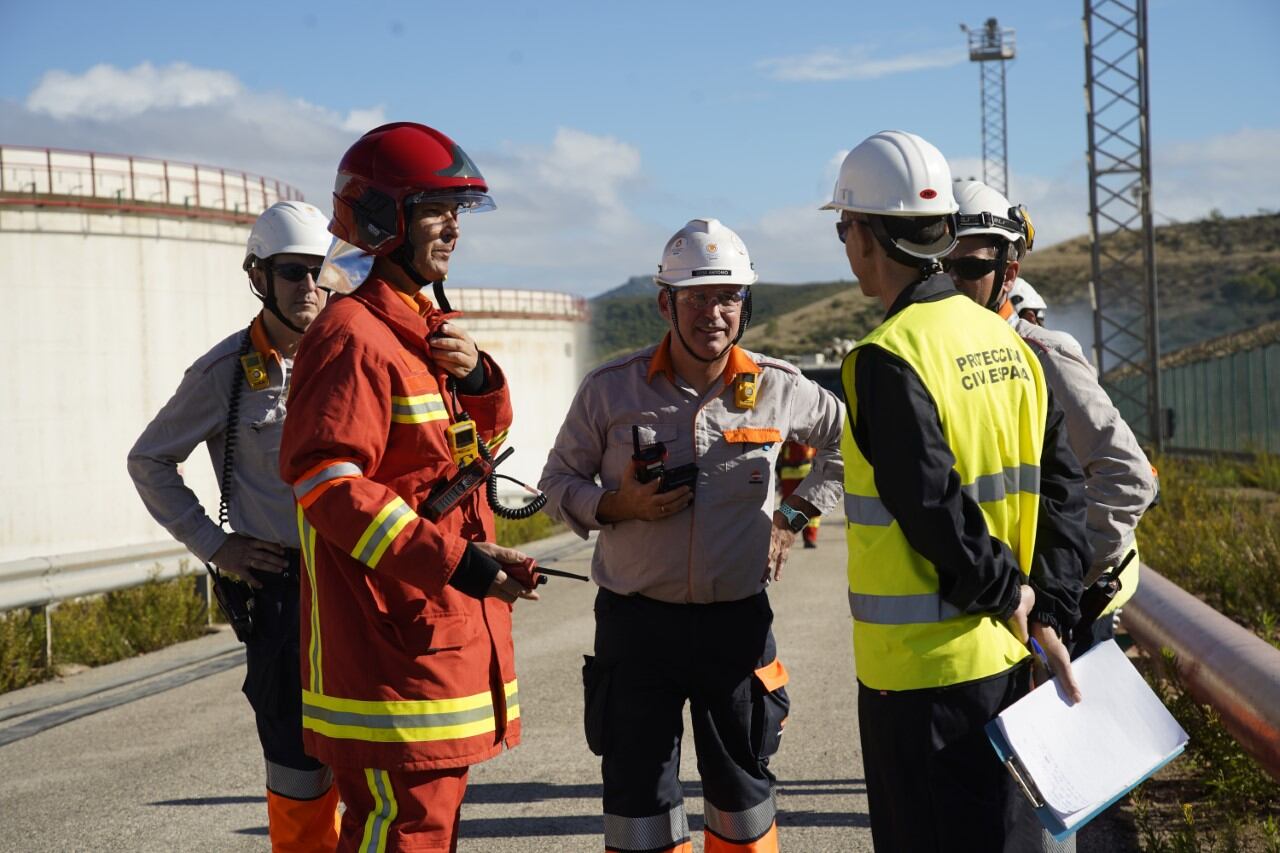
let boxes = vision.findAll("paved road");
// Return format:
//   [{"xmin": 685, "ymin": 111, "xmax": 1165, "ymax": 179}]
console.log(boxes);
[
  {"xmin": 0, "ymin": 522, "xmax": 1139, "ymax": 852},
  {"xmin": 0, "ymin": 523, "xmax": 869, "ymax": 851}
]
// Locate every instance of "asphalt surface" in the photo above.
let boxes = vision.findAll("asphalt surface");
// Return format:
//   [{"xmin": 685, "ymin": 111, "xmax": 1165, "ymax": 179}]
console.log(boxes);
[{"xmin": 0, "ymin": 523, "xmax": 870, "ymax": 851}]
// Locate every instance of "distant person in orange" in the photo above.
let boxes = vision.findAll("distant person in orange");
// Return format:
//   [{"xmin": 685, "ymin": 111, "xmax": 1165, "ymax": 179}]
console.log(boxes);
[{"xmin": 777, "ymin": 441, "xmax": 822, "ymax": 548}]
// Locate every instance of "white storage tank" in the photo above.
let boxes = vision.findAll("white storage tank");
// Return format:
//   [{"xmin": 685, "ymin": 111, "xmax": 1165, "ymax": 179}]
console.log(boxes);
[{"xmin": 0, "ymin": 144, "xmax": 587, "ymax": 565}]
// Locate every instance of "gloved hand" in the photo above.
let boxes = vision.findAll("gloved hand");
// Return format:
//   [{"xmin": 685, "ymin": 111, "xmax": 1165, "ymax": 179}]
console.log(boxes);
[{"xmin": 502, "ymin": 557, "xmax": 545, "ymax": 591}]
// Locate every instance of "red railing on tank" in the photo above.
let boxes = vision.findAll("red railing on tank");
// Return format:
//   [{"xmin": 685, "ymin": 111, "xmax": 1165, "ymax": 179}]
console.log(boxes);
[{"xmin": 0, "ymin": 144, "xmax": 304, "ymax": 224}]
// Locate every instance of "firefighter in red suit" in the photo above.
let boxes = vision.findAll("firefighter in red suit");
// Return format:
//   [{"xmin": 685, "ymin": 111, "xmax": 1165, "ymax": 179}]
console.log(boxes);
[
  {"xmin": 777, "ymin": 441, "xmax": 822, "ymax": 548},
  {"xmin": 280, "ymin": 122, "xmax": 539, "ymax": 853}
]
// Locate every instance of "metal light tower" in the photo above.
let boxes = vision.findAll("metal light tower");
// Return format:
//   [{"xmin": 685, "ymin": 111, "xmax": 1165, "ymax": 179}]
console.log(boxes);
[
  {"xmin": 962, "ymin": 18, "xmax": 1016, "ymax": 196},
  {"xmin": 1084, "ymin": 0, "xmax": 1162, "ymax": 450}
]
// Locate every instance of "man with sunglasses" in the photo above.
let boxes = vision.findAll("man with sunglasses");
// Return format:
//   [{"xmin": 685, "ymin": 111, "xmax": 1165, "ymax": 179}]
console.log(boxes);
[
  {"xmin": 950, "ymin": 181, "xmax": 1155, "ymax": 665},
  {"xmin": 826, "ymin": 132, "xmax": 1087, "ymax": 852},
  {"xmin": 540, "ymin": 218, "xmax": 843, "ymax": 853},
  {"xmin": 128, "ymin": 200, "xmax": 340, "ymax": 851}
]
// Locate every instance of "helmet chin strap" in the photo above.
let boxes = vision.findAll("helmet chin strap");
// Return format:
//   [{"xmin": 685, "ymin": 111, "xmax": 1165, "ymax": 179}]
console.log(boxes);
[
  {"xmin": 254, "ymin": 267, "xmax": 307, "ymax": 335},
  {"xmin": 665, "ymin": 286, "xmax": 753, "ymax": 364},
  {"xmin": 984, "ymin": 242, "xmax": 1011, "ymax": 312},
  {"xmin": 390, "ymin": 232, "xmax": 453, "ymax": 312}
]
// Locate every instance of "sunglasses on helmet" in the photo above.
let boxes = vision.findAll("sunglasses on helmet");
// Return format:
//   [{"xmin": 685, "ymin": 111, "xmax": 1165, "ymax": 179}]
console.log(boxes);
[
  {"xmin": 271, "ymin": 262, "xmax": 323, "ymax": 283},
  {"xmin": 941, "ymin": 256, "xmax": 1002, "ymax": 281}
]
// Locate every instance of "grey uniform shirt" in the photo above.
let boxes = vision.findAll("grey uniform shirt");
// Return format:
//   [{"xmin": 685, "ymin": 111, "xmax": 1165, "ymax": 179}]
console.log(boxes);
[
  {"xmin": 539, "ymin": 339, "xmax": 844, "ymax": 604},
  {"xmin": 127, "ymin": 322, "xmax": 299, "ymax": 562},
  {"xmin": 1010, "ymin": 316, "xmax": 1155, "ymax": 577}
]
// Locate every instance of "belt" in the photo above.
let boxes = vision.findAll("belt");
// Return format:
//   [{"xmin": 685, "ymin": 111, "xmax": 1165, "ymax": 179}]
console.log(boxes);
[{"xmin": 252, "ymin": 546, "xmax": 301, "ymax": 585}]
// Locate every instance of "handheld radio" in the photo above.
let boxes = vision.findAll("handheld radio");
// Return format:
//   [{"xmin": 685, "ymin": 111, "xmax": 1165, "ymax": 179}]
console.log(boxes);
[
  {"xmin": 631, "ymin": 425, "xmax": 667, "ymax": 484},
  {"xmin": 422, "ymin": 446, "xmax": 514, "ymax": 522},
  {"xmin": 1074, "ymin": 549, "xmax": 1137, "ymax": 635}
]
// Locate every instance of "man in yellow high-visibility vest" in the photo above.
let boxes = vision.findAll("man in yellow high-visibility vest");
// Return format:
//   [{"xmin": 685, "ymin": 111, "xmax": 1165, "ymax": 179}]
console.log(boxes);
[{"xmin": 825, "ymin": 131, "xmax": 1089, "ymax": 851}]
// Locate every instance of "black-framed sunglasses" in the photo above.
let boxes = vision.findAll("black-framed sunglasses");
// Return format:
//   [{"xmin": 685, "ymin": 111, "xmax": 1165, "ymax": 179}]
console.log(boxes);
[
  {"xmin": 271, "ymin": 262, "xmax": 323, "ymax": 283},
  {"xmin": 835, "ymin": 218, "xmax": 852, "ymax": 244},
  {"xmin": 941, "ymin": 256, "xmax": 1002, "ymax": 281}
]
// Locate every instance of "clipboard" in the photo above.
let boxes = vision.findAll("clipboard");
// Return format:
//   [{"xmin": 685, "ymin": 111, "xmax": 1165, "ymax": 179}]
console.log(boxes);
[{"xmin": 985, "ymin": 640, "xmax": 1189, "ymax": 842}]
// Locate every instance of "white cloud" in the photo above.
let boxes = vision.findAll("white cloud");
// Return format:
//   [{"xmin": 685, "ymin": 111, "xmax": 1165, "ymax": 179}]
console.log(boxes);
[
  {"xmin": 758, "ymin": 46, "xmax": 965, "ymax": 82},
  {"xmin": 342, "ymin": 107, "xmax": 387, "ymax": 134},
  {"xmin": 27, "ymin": 62, "xmax": 241, "ymax": 120}
]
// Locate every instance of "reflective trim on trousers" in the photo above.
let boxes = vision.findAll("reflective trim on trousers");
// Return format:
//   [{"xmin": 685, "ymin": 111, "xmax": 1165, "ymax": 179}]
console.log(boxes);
[
  {"xmin": 703, "ymin": 794, "xmax": 776, "ymax": 844},
  {"xmin": 604, "ymin": 803, "xmax": 690, "ymax": 852},
  {"xmin": 265, "ymin": 759, "xmax": 333, "ymax": 800},
  {"xmin": 297, "ymin": 505, "xmax": 322, "ymax": 694},
  {"xmin": 359, "ymin": 768, "xmax": 398, "ymax": 853},
  {"xmin": 958, "ymin": 464, "xmax": 1041, "ymax": 504},
  {"xmin": 351, "ymin": 498, "xmax": 415, "ymax": 569},
  {"xmin": 848, "ymin": 589, "xmax": 962, "ymax": 625}
]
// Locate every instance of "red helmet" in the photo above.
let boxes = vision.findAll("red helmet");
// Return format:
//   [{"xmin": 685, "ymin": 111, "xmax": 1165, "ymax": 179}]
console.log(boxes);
[{"xmin": 330, "ymin": 122, "xmax": 494, "ymax": 255}]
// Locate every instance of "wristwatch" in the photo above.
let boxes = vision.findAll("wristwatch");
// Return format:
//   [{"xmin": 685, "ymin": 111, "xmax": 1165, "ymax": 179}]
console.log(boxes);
[{"xmin": 775, "ymin": 502, "xmax": 810, "ymax": 534}]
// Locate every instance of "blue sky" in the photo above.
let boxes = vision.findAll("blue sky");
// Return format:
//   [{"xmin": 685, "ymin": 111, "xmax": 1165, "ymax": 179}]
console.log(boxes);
[{"xmin": 2, "ymin": 0, "xmax": 1277, "ymax": 294}]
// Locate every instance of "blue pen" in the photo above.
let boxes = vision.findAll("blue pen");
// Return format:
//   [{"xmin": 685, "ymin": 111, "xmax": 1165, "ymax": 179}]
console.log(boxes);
[{"xmin": 1028, "ymin": 637, "xmax": 1055, "ymax": 681}]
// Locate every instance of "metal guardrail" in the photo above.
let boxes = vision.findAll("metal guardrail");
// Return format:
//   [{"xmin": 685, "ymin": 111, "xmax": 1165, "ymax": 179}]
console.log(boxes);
[
  {"xmin": 0, "ymin": 542, "xmax": 198, "ymax": 613},
  {"xmin": 0, "ymin": 143, "xmax": 303, "ymax": 224},
  {"xmin": 1124, "ymin": 564, "xmax": 1280, "ymax": 783}
]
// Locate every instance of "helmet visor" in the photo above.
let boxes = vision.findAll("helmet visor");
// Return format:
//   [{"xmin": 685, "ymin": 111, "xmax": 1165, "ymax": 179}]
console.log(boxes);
[
  {"xmin": 317, "ymin": 238, "xmax": 375, "ymax": 295},
  {"xmin": 404, "ymin": 188, "xmax": 495, "ymax": 214}
]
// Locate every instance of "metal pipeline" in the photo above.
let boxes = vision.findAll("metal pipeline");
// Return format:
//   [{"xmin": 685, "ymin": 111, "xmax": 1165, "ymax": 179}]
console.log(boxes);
[{"xmin": 1122, "ymin": 565, "xmax": 1280, "ymax": 783}]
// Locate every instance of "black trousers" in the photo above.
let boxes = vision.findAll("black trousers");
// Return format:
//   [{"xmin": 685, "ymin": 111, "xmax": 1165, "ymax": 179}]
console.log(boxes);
[
  {"xmin": 585, "ymin": 588, "xmax": 789, "ymax": 850},
  {"xmin": 857, "ymin": 662, "xmax": 1043, "ymax": 853},
  {"xmin": 241, "ymin": 552, "xmax": 328, "ymax": 795}
]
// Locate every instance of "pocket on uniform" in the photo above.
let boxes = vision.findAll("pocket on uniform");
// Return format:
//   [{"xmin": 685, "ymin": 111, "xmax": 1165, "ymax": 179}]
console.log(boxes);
[
  {"xmin": 751, "ymin": 658, "xmax": 791, "ymax": 760},
  {"xmin": 582, "ymin": 654, "xmax": 613, "ymax": 756}
]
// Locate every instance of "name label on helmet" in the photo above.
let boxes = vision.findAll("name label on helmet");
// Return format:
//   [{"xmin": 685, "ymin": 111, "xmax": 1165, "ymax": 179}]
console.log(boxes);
[{"xmin": 691, "ymin": 269, "xmax": 732, "ymax": 277}]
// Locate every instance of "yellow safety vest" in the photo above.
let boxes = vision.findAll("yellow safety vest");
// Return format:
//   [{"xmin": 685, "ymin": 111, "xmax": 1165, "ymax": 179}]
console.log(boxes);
[{"xmin": 841, "ymin": 295, "xmax": 1048, "ymax": 691}]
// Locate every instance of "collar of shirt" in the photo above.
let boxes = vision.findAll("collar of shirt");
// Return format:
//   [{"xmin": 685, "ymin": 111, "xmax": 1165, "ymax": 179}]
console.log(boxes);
[
  {"xmin": 645, "ymin": 332, "xmax": 761, "ymax": 386},
  {"xmin": 393, "ymin": 288, "xmax": 436, "ymax": 318},
  {"xmin": 249, "ymin": 313, "xmax": 283, "ymax": 365},
  {"xmin": 885, "ymin": 273, "xmax": 962, "ymax": 320}
]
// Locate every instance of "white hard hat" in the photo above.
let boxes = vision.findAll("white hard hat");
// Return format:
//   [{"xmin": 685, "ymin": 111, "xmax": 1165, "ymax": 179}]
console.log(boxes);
[
  {"xmin": 822, "ymin": 131, "xmax": 958, "ymax": 217},
  {"xmin": 243, "ymin": 201, "xmax": 333, "ymax": 269},
  {"xmin": 954, "ymin": 180, "xmax": 1034, "ymax": 254},
  {"xmin": 1009, "ymin": 277, "xmax": 1047, "ymax": 314},
  {"xmin": 654, "ymin": 218, "xmax": 758, "ymax": 288}
]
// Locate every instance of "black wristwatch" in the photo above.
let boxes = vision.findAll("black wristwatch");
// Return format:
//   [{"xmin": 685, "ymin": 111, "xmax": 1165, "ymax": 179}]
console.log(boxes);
[{"xmin": 775, "ymin": 502, "xmax": 810, "ymax": 534}]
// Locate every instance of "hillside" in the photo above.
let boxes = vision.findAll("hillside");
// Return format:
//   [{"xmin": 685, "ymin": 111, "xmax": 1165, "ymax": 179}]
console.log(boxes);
[{"xmin": 589, "ymin": 212, "xmax": 1280, "ymax": 362}]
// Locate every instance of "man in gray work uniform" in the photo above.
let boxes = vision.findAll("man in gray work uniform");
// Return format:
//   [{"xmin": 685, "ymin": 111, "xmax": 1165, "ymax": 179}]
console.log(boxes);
[
  {"xmin": 540, "ymin": 218, "xmax": 843, "ymax": 853},
  {"xmin": 127, "ymin": 201, "xmax": 339, "ymax": 851}
]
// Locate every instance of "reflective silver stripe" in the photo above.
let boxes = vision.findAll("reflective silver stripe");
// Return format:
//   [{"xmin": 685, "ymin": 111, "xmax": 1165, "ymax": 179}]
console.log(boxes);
[
  {"xmin": 354, "ymin": 501, "xmax": 414, "ymax": 566},
  {"xmin": 603, "ymin": 803, "xmax": 689, "ymax": 851},
  {"xmin": 960, "ymin": 464, "xmax": 1041, "ymax": 504},
  {"xmin": 302, "ymin": 699, "xmax": 497, "ymax": 732},
  {"xmin": 391, "ymin": 397, "xmax": 446, "ymax": 418},
  {"xmin": 293, "ymin": 461, "xmax": 363, "ymax": 500},
  {"xmin": 704, "ymin": 793, "xmax": 776, "ymax": 843},
  {"xmin": 844, "ymin": 492, "xmax": 894, "ymax": 526},
  {"xmin": 265, "ymin": 759, "xmax": 333, "ymax": 800},
  {"xmin": 362, "ymin": 769, "xmax": 396, "ymax": 853},
  {"xmin": 849, "ymin": 590, "xmax": 962, "ymax": 624}
]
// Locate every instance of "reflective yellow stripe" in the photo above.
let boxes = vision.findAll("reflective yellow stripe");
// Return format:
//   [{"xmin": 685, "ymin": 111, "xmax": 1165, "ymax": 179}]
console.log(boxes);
[
  {"xmin": 360, "ymin": 768, "xmax": 396, "ymax": 853},
  {"xmin": 302, "ymin": 680, "xmax": 520, "ymax": 744},
  {"xmin": 390, "ymin": 393, "xmax": 448, "ymax": 424},
  {"xmin": 297, "ymin": 505, "xmax": 322, "ymax": 694},
  {"xmin": 778, "ymin": 464, "xmax": 812, "ymax": 480},
  {"xmin": 351, "ymin": 497, "xmax": 414, "ymax": 568},
  {"xmin": 488, "ymin": 428, "xmax": 509, "ymax": 451}
]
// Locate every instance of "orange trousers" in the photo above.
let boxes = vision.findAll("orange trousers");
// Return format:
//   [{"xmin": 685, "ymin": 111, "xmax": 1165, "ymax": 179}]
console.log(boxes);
[{"xmin": 334, "ymin": 765, "xmax": 469, "ymax": 853}]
